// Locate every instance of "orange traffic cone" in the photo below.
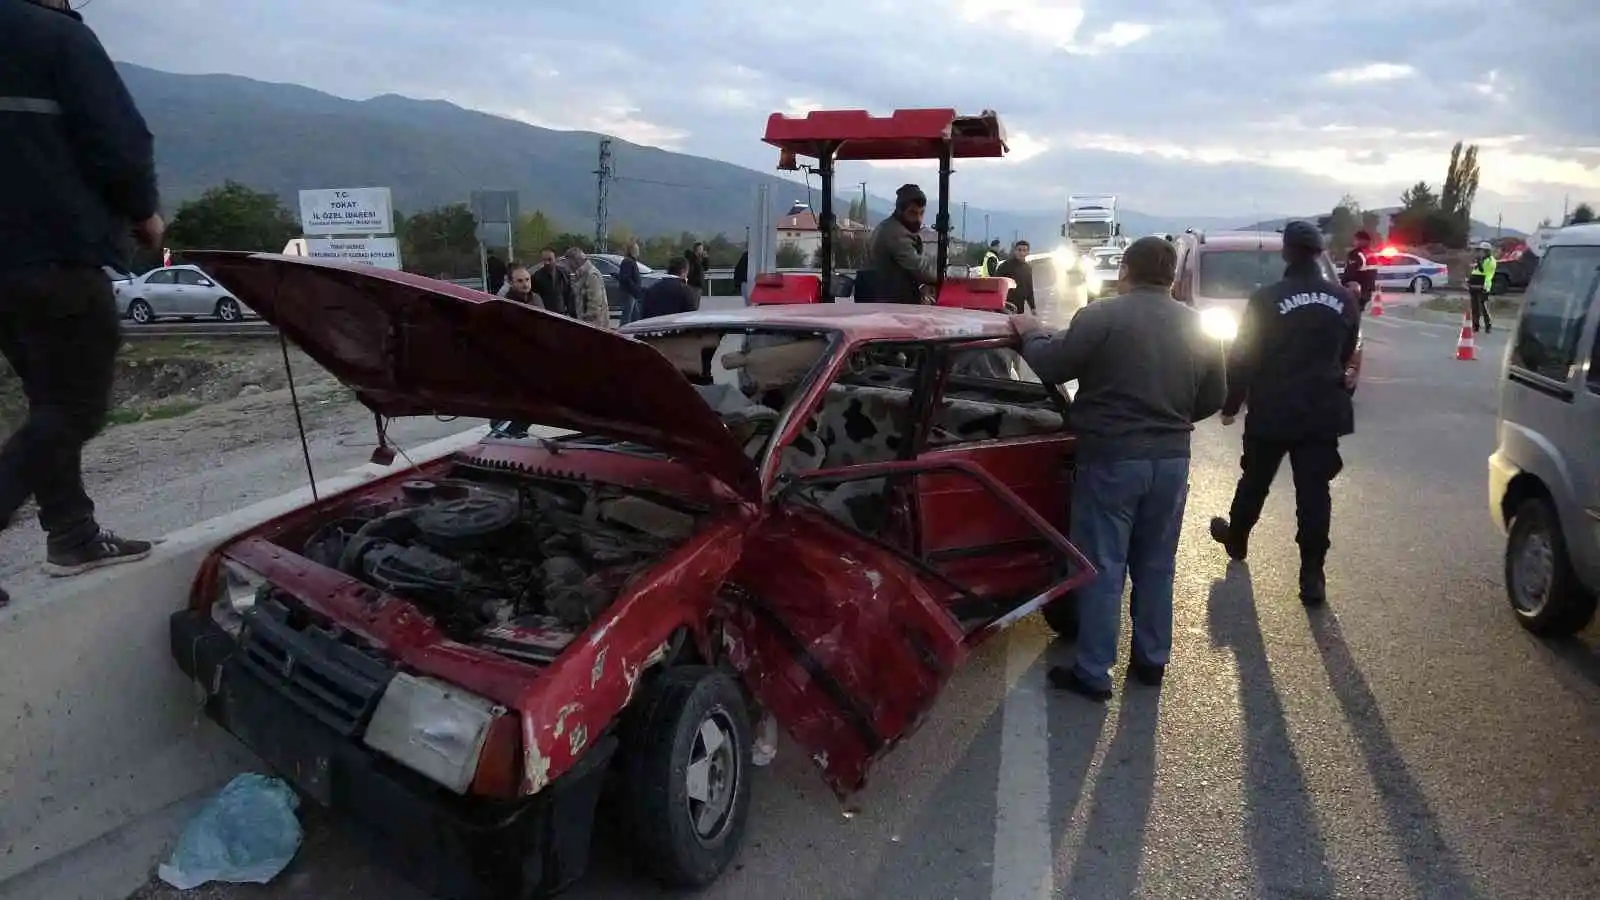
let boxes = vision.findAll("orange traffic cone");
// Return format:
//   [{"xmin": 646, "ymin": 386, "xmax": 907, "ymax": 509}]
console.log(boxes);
[
  {"xmin": 1456, "ymin": 312, "xmax": 1476, "ymax": 361},
  {"xmin": 1369, "ymin": 288, "xmax": 1385, "ymax": 317}
]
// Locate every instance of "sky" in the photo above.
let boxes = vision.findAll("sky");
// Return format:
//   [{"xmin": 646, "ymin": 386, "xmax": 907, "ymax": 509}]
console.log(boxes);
[{"xmin": 82, "ymin": 0, "xmax": 1598, "ymax": 231}]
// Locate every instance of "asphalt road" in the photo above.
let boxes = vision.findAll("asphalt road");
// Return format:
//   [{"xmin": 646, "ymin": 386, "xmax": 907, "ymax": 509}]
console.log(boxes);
[{"xmin": 130, "ymin": 309, "xmax": 1600, "ymax": 900}]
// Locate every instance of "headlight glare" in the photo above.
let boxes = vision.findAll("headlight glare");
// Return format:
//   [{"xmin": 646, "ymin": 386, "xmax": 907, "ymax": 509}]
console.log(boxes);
[{"xmin": 1200, "ymin": 307, "xmax": 1239, "ymax": 341}]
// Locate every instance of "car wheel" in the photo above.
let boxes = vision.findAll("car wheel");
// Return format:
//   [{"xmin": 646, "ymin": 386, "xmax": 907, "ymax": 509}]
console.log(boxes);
[
  {"xmin": 215, "ymin": 297, "xmax": 242, "ymax": 322},
  {"xmin": 1410, "ymin": 275, "xmax": 1431, "ymax": 294},
  {"xmin": 1505, "ymin": 497, "xmax": 1597, "ymax": 636},
  {"xmin": 1041, "ymin": 592, "xmax": 1079, "ymax": 640},
  {"xmin": 127, "ymin": 300, "xmax": 153, "ymax": 324},
  {"xmin": 622, "ymin": 666, "xmax": 752, "ymax": 888}
]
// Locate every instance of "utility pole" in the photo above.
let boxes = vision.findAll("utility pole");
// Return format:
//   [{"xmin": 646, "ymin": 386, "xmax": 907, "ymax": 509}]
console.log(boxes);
[
  {"xmin": 984, "ymin": 213, "xmax": 990, "ymax": 245},
  {"xmin": 961, "ymin": 202, "xmax": 968, "ymax": 241},
  {"xmin": 858, "ymin": 181, "xmax": 868, "ymax": 227},
  {"xmin": 593, "ymin": 138, "xmax": 613, "ymax": 251},
  {"xmin": 1496, "ymin": 212, "xmax": 1503, "ymax": 241},
  {"xmin": 1562, "ymin": 194, "xmax": 1570, "ymax": 225}
]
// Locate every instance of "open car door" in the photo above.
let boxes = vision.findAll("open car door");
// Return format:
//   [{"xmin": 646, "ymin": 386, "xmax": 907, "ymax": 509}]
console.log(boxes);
[{"xmin": 720, "ymin": 457, "xmax": 1093, "ymax": 796}]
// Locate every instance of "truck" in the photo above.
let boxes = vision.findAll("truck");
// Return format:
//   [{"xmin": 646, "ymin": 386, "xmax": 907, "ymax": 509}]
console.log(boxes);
[{"xmin": 1061, "ymin": 194, "xmax": 1123, "ymax": 252}]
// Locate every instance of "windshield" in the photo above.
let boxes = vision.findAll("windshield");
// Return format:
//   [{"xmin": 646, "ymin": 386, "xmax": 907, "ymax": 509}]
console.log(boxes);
[
  {"xmin": 628, "ymin": 328, "xmax": 830, "ymax": 459},
  {"xmin": 1198, "ymin": 249, "xmax": 1337, "ymax": 298},
  {"xmin": 1067, "ymin": 221, "xmax": 1112, "ymax": 242}
]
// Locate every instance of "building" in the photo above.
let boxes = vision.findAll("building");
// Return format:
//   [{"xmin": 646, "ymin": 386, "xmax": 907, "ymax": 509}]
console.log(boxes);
[{"xmin": 775, "ymin": 202, "xmax": 868, "ymax": 258}]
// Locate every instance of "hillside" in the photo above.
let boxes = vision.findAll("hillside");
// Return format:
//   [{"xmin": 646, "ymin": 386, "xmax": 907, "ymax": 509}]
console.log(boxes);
[
  {"xmin": 1239, "ymin": 207, "xmax": 1523, "ymax": 240},
  {"xmin": 119, "ymin": 64, "xmax": 1248, "ymax": 240}
]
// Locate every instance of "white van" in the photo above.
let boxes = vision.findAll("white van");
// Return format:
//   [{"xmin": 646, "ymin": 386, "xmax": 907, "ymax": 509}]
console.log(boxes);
[{"xmin": 1487, "ymin": 223, "xmax": 1600, "ymax": 635}]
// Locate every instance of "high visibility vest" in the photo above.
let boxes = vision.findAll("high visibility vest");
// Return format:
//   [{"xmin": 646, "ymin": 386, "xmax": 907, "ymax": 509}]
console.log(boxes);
[{"xmin": 981, "ymin": 251, "xmax": 1000, "ymax": 276}]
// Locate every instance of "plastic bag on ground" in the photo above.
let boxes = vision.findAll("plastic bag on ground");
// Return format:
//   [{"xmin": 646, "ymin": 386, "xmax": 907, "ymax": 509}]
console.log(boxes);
[{"xmin": 157, "ymin": 773, "xmax": 303, "ymax": 890}]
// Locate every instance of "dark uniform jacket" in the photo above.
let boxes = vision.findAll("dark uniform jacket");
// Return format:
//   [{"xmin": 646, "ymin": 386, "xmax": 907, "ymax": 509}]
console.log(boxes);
[
  {"xmin": 865, "ymin": 216, "xmax": 933, "ymax": 304},
  {"xmin": 0, "ymin": 0, "xmax": 159, "ymax": 273},
  {"xmin": 1222, "ymin": 262, "xmax": 1360, "ymax": 443}
]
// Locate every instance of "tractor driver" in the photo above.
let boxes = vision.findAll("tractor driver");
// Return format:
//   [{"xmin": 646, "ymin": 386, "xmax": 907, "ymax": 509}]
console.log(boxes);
[{"xmin": 865, "ymin": 183, "xmax": 937, "ymax": 304}]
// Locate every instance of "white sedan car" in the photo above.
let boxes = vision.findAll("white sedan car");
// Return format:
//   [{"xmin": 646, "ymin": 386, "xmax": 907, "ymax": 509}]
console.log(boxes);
[
  {"xmin": 1371, "ymin": 250, "xmax": 1450, "ymax": 293},
  {"xmin": 118, "ymin": 264, "xmax": 249, "ymax": 324}
]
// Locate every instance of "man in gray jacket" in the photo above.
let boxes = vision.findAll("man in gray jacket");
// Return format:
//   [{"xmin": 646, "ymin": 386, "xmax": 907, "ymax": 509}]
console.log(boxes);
[
  {"xmin": 862, "ymin": 184, "xmax": 936, "ymax": 304},
  {"xmin": 1013, "ymin": 236, "xmax": 1226, "ymax": 701}
]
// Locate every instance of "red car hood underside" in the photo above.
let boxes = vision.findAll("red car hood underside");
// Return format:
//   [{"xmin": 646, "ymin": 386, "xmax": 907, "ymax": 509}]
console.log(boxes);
[{"xmin": 186, "ymin": 252, "xmax": 757, "ymax": 495}]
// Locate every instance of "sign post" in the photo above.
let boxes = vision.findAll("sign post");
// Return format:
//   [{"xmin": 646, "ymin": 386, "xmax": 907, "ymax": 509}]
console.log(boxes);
[{"xmin": 296, "ymin": 187, "xmax": 401, "ymax": 270}]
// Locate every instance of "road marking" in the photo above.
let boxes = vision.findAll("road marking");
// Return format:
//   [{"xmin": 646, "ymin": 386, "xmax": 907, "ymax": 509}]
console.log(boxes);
[{"xmin": 991, "ymin": 627, "xmax": 1056, "ymax": 900}]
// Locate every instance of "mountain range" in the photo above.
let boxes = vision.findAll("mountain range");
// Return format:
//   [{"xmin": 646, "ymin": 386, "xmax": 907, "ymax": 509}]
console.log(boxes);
[
  {"xmin": 1239, "ymin": 208, "xmax": 1522, "ymax": 240},
  {"xmin": 123, "ymin": 63, "xmax": 1447, "ymax": 241}
]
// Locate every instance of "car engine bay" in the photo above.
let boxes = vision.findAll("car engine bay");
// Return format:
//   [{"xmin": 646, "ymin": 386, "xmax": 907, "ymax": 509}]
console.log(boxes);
[{"xmin": 299, "ymin": 474, "xmax": 700, "ymax": 662}]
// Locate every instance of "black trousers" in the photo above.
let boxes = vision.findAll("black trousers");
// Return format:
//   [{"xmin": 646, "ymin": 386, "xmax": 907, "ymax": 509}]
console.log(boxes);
[
  {"xmin": 0, "ymin": 266, "xmax": 120, "ymax": 551},
  {"xmin": 1226, "ymin": 437, "xmax": 1343, "ymax": 563},
  {"xmin": 1468, "ymin": 287, "xmax": 1491, "ymax": 332}
]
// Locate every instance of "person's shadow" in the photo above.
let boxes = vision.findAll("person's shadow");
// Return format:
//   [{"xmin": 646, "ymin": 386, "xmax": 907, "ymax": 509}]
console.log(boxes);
[
  {"xmin": 1306, "ymin": 609, "xmax": 1485, "ymax": 900},
  {"xmin": 1061, "ymin": 684, "xmax": 1159, "ymax": 899},
  {"xmin": 1207, "ymin": 564, "xmax": 1338, "ymax": 897}
]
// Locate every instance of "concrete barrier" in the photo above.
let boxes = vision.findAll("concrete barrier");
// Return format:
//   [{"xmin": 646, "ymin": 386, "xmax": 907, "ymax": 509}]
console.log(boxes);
[{"xmin": 0, "ymin": 425, "xmax": 495, "ymax": 899}]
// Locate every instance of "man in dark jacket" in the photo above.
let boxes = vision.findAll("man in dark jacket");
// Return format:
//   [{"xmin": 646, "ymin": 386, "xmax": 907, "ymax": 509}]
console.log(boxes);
[
  {"xmin": 1209, "ymin": 220, "xmax": 1360, "ymax": 607},
  {"xmin": 1014, "ymin": 236, "xmax": 1226, "ymax": 701},
  {"xmin": 1341, "ymin": 229, "xmax": 1377, "ymax": 310},
  {"xmin": 863, "ymin": 184, "xmax": 936, "ymax": 304},
  {"xmin": 617, "ymin": 241, "xmax": 645, "ymax": 324},
  {"xmin": 733, "ymin": 249, "xmax": 749, "ymax": 304},
  {"xmin": 0, "ymin": 0, "xmax": 162, "ymax": 596},
  {"xmin": 637, "ymin": 258, "xmax": 698, "ymax": 320},
  {"xmin": 684, "ymin": 242, "xmax": 707, "ymax": 308},
  {"xmin": 992, "ymin": 239, "xmax": 1036, "ymax": 313},
  {"xmin": 531, "ymin": 248, "xmax": 570, "ymax": 316}
]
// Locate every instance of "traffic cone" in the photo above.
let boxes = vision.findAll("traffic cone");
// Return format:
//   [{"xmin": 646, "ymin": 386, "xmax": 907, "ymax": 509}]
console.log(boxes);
[
  {"xmin": 1456, "ymin": 312, "xmax": 1476, "ymax": 361},
  {"xmin": 1369, "ymin": 288, "xmax": 1384, "ymax": 317}
]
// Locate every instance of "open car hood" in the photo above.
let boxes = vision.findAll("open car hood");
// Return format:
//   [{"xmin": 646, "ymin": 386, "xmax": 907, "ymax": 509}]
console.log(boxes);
[{"xmin": 186, "ymin": 252, "xmax": 758, "ymax": 495}]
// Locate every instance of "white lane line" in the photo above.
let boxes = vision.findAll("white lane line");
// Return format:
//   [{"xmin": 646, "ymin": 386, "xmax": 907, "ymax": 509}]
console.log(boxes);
[{"xmin": 991, "ymin": 627, "xmax": 1056, "ymax": 900}]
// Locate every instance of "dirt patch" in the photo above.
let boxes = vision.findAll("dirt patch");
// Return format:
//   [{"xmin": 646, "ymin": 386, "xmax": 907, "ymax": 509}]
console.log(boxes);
[{"xmin": 0, "ymin": 338, "xmax": 344, "ymax": 435}]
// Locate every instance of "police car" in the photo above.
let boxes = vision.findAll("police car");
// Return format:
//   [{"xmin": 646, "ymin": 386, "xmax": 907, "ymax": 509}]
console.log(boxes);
[{"xmin": 1370, "ymin": 247, "xmax": 1449, "ymax": 293}]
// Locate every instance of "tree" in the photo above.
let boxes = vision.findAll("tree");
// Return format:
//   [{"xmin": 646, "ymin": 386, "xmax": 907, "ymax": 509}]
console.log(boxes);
[
  {"xmin": 776, "ymin": 243, "xmax": 808, "ymax": 267},
  {"xmin": 397, "ymin": 204, "xmax": 478, "ymax": 278},
  {"xmin": 166, "ymin": 181, "xmax": 299, "ymax": 253},
  {"xmin": 811, "ymin": 231, "xmax": 870, "ymax": 269},
  {"xmin": 1392, "ymin": 178, "xmax": 1467, "ymax": 248},
  {"xmin": 1399, "ymin": 181, "xmax": 1438, "ymax": 212},
  {"xmin": 1326, "ymin": 194, "xmax": 1362, "ymax": 254},
  {"xmin": 1439, "ymin": 141, "xmax": 1481, "ymax": 229},
  {"xmin": 513, "ymin": 211, "xmax": 558, "ymax": 259},
  {"xmin": 1570, "ymin": 203, "xmax": 1595, "ymax": 225},
  {"xmin": 1361, "ymin": 210, "xmax": 1382, "ymax": 238}
]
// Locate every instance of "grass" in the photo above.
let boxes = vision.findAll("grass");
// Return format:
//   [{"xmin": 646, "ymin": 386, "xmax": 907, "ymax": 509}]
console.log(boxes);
[
  {"xmin": 105, "ymin": 400, "xmax": 204, "ymax": 427},
  {"xmin": 1421, "ymin": 293, "xmax": 1522, "ymax": 317}
]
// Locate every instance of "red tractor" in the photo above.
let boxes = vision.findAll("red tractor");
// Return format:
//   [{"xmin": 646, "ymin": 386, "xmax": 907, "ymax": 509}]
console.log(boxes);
[{"xmin": 750, "ymin": 108, "xmax": 1015, "ymax": 311}]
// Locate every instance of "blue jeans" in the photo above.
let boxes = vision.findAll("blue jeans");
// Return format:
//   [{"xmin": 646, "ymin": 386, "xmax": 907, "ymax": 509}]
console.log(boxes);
[{"xmin": 1069, "ymin": 458, "xmax": 1190, "ymax": 689}]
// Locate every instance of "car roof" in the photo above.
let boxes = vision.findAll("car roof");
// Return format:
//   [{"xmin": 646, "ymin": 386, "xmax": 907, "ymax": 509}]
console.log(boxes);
[
  {"xmin": 1194, "ymin": 231, "xmax": 1285, "ymax": 250},
  {"xmin": 1546, "ymin": 223, "xmax": 1600, "ymax": 248},
  {"xmin": 624, "ymin": 302, "xmax": 1015, "ymax": 341}
]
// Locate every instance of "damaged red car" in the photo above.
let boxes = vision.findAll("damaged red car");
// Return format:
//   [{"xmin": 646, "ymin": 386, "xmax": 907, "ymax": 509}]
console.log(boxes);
[{"xmin": 168, "ymin": 252, "xmax": 1093, "ymax": 898}]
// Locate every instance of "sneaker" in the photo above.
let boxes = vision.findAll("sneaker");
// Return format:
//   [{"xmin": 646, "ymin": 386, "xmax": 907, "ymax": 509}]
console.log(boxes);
[
  {"xmin": 1209, "ymin": 516, "xmax": 1248, "ymax": 562},
  {"xmin": 1126, "ymin": 661, "xmax": 1165, "ymax": 687},
  {"xmin": 1046, "ymin": 665, "xmax": 1112, "ymax": 702},
  {"xmin": 43, "ymin": 531, "xmax": 154, "ymax": 577}
]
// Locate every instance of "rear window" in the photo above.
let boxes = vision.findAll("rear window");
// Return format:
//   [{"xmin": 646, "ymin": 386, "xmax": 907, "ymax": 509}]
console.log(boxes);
[
  {"xmin": 1197, "ymin": 249, "xmax": 1336, "ymax": 298},
  {"xmin": 1509, "ymin": 245, "xmax": 1600, "ymax": 384}
]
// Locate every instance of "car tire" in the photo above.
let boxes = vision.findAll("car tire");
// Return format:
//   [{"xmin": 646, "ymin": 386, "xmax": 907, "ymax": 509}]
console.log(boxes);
[
  {"xmin": 127, "ymin": 300, "xmax": 153, "ymax": 324},
  {"xmin": 215, "ymin": 297, "xmax": 242, "ymax": 322},
  {"xmin": 1505, "ymin": 497, "xmax": 1597, "ymax": 636},
  {"xmin": 1410, "ymin": 275, "xmax": 1431, "ymax": 293},
  {"xmin": 622, "ymin": 666, "xmax": 752, "ymax": 889},
  {"xmin": 1041, "ymin": 592, "xmax": 1079, "ymax": 640}
]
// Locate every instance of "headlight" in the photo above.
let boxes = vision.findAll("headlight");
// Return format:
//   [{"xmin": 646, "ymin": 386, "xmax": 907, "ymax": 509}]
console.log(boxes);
[
  {"xmin": 363, "ymin": 673, "xmax": 503, "ymax": 794},
  {"xmin": 1200, "ymin": 307, "xmax": 1239, "ymax": 341},
  {"xmin": 212, "ymin": 559, "xmax": 266, "ymax": 636}
]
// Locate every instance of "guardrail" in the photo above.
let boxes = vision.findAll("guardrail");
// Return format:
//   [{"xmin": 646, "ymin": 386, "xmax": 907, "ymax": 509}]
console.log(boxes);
[{"xmin": 120, "ymin": 321, "xmax": 278, "ymax": 340}]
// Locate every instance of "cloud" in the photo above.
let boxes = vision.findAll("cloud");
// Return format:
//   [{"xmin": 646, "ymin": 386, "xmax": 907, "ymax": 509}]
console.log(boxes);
[
  {"xmin": 83, "ymin": 0, "xmax": 1597, "ymax": 231},
  {"xmin": 1323, "ymin": 63, "xmax": 1416, "ymax": 85}
]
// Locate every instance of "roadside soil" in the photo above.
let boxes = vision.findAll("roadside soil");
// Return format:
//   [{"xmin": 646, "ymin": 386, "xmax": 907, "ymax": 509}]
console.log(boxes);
[{"xmin": 0, "ymin": 339, "xmax": 478, "ymax": 592}]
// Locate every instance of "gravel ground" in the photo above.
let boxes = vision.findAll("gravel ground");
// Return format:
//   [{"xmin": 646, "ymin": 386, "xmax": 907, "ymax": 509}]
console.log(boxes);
[{"xmin": 0, "ymin": 373, "xmax": 479, "ymax": 596}]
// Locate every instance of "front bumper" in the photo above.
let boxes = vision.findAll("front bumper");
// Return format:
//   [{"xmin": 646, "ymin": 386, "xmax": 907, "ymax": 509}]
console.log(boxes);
[{"xmin": 170, "ymin": 609, "xmax": 616, "ymax": 900}]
